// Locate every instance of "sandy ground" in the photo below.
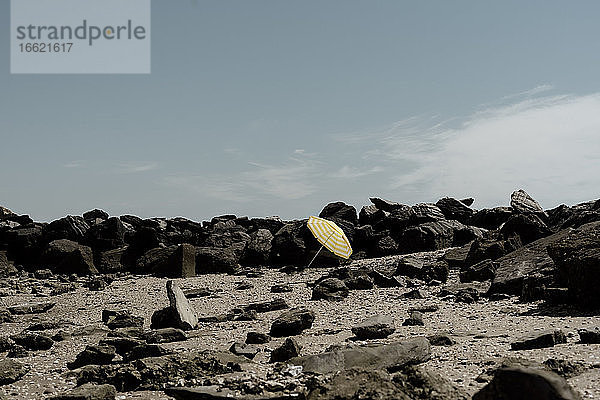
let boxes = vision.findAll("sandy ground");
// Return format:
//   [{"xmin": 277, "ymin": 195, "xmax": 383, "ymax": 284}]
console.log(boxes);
[{"xmin": 1, "ymin": 252, "xmax": 600, "ymax": 399}]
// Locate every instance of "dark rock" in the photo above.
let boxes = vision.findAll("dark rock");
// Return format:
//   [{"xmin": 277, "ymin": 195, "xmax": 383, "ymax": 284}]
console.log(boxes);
[
  {"xmin": 460, "ymin": 198, "xmax": 474, "ymax": 206},
  {"xmin": 241, "ymin": 229, "xmax": 273, "ymax": 265},
  {"xmin": 359, "ymin": 204, "xmax": 386, "ymax": 226},
  {"xmin": 10, "ymin": 332, "xmax": 54, "ymax": 350},
  {"xmin": 47, "ymin": 383, "xmax": 116, "ymax": 400},
  {"xmin": 544, "ymin": 287, "xmax": 570, "ymax": 305},
  {"xmin": 454, "ymin": 287, "xmax": 480, "ymax": 303},
  {"xmin": 401, "ymin": 289, "xmax": 426, "ymax": 299},
  {"xmin": 392, "ymin": 365, "xmax": 470, "ymax": 400},
  {"xmin": 511, "ymin": 329, "xmax": 567, "ymax": 350},
  {"xmin": 242, "ymin": 298, "xmax": 288, "ymax": 313},
  {"xmin": 427, "ymin": 334, "xmax": 455, "ymax": 346},
  {"xmin": 520, "ymin": 273, "xmax": 552, "ymax": 302},
  {"xmin": 123, "ymin": 344, "xmax": 170, "ymax": 361},
  {"xmin": 435, "ymin": 197, "xmax": 475, "ymax": 224},
  {"xmin": 377, "ymin": 205, "xmax": 415, "ymax": 232},
  {"xmin": 235, "ymin": 282, "xmax": 253, "ymax": 290},
  {"xmin": 395, "ymin": 256, "xmax": 424, "ymax": 278},
  {"xmin": 270, "ymin": 338, "xmax": 301, "ymax": 363},
  {"xmin": 0, "ymin": 251, "xmax": 18, "ymax": 278},
  {"xmin": 472, "ymin": 367, "xmax": 580, "ymax": 400},
  {"xmin": 4, "ymin": 224, "xmax": 44, "ymax": 265},
  {"xmin": 500, "ymin": 213, "xmax": 553, "ymax": 245},
  {"xmin": 232, "ymin": 309, "xmax": 257, "ymax": 321},
  {"xmin": 270, "ymin": 284, "xmax": 293, "ymax": 293},
  {"xmin": 459, "ymin": 259, "xmax": 497, "ymax": 283},
  {"xmin": 26, "ymin": 321, "xmax": 64, "ymax": 331},
  {"xmin": 143, "ymin": 327, "xmax": 187, "ymax": 343},
  {"xmin": 246, "ymin": 331, "xmax": 270, "ymax": 344},
  {"xmin": 400, "ymin": 220, "xmax": 477, "ymax": 253},
  {"xmin": 319, "ymin": 201, "xmax": 358, "ymax": 226},
  {"xmin": 83, "ymin": 217, "xmax": 126, "ymax": 252},
  {"xmin": 0, "ymin": 359, "xmax": 30, "ymax": 385},
  {"xmin": 43, "ymin": 215, "xmax": 90, "ymax": 243},
  {"xmin": 99, "ymin": 337, "xmax": 145, "ymax": 356},
  {"xmin": 229, "ymin": 342, "xmax": 259, "ymax": 359},
  {"xmin": 184, "ymin": 287, "xmax": 212, "ymax": 298},
  {"xmin": 248, "ymin": 216, "xmax": 285, "ymax": 236},
  {"xmin": 543, "ymin": 358, "xmax": 587, "ymax": 379},
  {"xmin": 352, "ymin": 315, "xmax": 395, "ymax": 339},
  {"xmin": 369, "ymin": 197, "xmax": 404, "ymax": 212},
  {"xmin": 510, "ymin": 189, "xmax": 544, "ymax": 214},
  {"xmin": 547, "ymin": 221, "xmax": 600, "ymax": 307},
  {"xmin": 40, "ymin": 239, "xmax": 97, "ymax": 275},
  {"xmin": 165, "ymin": 386, "xmax": 298, "ymax": 399},
  {"xmin": 102, "ymin": 310, "xmax": 144, "ymax": 330},
  {"xmin": 7, "ymin": 345, "xmax": 29, "ymax": 358},
  {"xmin": 578, "ymin": 327, "xmax": 600, "ymax": 344},
  {"xmin": 136, "ymin": 244, "xmax": 196, "ymax": 278},
  {"xmin": 307, "ymin": 368, "xmax": 408, "ymax": 400},
  {"xmin": 289, "ymin": 337, "xmax": 430, "ymax": 374},
  {"xmin": 443, "ymin": 243, "xmax": 472, "ymax": 270},
  {"xmin": 411, "ymin": 203, "xmax": 446, "ymax": 224},
  {"xmin": 488, "ymin": 229, "xmax": 572, "ymax": 296},
  {"xmin": 83, "ymin": 209, "xmax": 109, "ymax": 222},
  {"xmin": 374, "ymin": 235, "xmax": 400, "ymax": 256},
  {"xmin": 402, "ymin": 311, "xmax": 424, "ymax": 326},
  {"xmin": 270, "ymin": 307, "xmax": 315, "ymax": 337},
  {"xmin": 196, "ymin": 246, "xmax": 241, "ymax": 274},
  {"xmin": 68, "ymin": 345, "xmax": 116, "ymax": 369},
  {"xmin": 33, "ymin": 268, "xmax": 53, "ymax": 279},
  {"xmin": 85, "ymin": 276, "xmax": 112, "ymax": 291},
  {"xmin": 464, "ymin": 237, "xmax": 519, "ymax": 268},
  {"xmin": 468, "ymin": 207, "xmax": 513, "ymax": 230},
  {"xmin": 0, "ymin": 308, "xmax": 14, "ymax": 323},
  {"xmin": 312, "ymin": 278, "xmax": 349, "ymax": 301}
]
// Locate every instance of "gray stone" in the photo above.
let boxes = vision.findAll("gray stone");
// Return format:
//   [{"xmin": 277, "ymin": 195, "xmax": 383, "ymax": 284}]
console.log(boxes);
[
  {"xmin": 166, "ymin": 280, "xmax": 198, "ymax": 331},
  {"xmin": 270, "ymin": 307, "xmax": 315, "ymax": 337},
  {"xmin": 143, "ymin": 327, "xmax": 187, "ymax": 343},
  {"xmin": 351, "ymin": 315, "xmax": 395, "ymax": 339},
  {"xmin": 270, "ymin": 338, "xmax": 301, "ymax": 362},
  {"xmin": 511, "ymin": 329, "xmax": 567, "ymax": 350},
  {"xmin": 48, "ymin": 383, "xmax": 116, "ymax": 400},
  {"xmin": 312, "ymin": 278, "xmax": 349, "ymax": 301},
  {"xmin": 40, "ymin": 239, "xmax": 97, "ymax": 275},
  {"xmin": 0, "ymin": 359, "xmax": 30, "ymax": 385},
  {"xmin": 511, "ymin": 189, "xmax": 544, "ymax": 214}
]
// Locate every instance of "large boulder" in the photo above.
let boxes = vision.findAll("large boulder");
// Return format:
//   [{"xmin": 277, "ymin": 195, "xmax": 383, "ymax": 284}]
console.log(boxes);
[
  {"xmin": 271, "ymin": 220, "xmax": 309, "ymax": 266},
  {"xmin": 136, "ymin": 244, "xmax": 195, "ymax": 278},
  {"xmin": 399, "ymin": 220, "xmax": 480, "ymax": 253},
  {"xmin": 312, "ymin": 278, "xmax": 349, "ymax": 301},
  {"xmin": 195, "ymin": 245, "xmax": 241, "ymax": 274},
  {"xmin": 241, "ymin": 229, "xmax": 273, "ymax": 265},
  {"xmin": 83, "ymin": 217, "xmax": 126, "ymax": 252},
  {"xmin": 375, "ymin": 205, "xmax": 415, "ymax": 232},
  {"xmin": 289, "ymin": 337, "xmax": 430, "ymax": 374},
  {"xmin": 270, "ymin": 307, "xmax": 315, "ymax": 337},
  {"xmin": 43, "ymin": 216, "xmax": 90, "ymax": 243},
  {"xmin": 39, "ymin": 239, "xmax": 97, "ymax": 275},
  {"xmin": 473, "ymin": 367, "xmax": 581, "ymax": 400},
  {"xmin": 4, "ymin": 224, "xmax": 44, "ymax": 265},
  {"xmin": 435, "ymin": 197, "xmax": 475, "ymax": 224},
  {"xmin": 0, "ymin": 359, "xmax": 30, "ymax": 385},
  {"xmin": 510, "ymin": 189, "xmax": 545, "ymax": 214},
  {"xmin": 487, "ymin": 229, "xmax": 572, "ymax": 296},
  {"xmin": 468, "ymin": 207, "xmax": 513, "ymax": 230},
  {"xmin": 500, "ymin": 213, "xmax": 553, "ymax": 245},
  {"xmin": 369, "ymin": 197, "xmax": 405, "ymax": 212},
  {"xmin": 547, "ymin": 221, "xmax": 600, "ymax": 307},
  {"xmin": 319, "ymin": 201, "xmax": 358, "ymax": 226},
  {"xmin": 410, "ymin": 203, "xmax": 445, "ymax": 224}
]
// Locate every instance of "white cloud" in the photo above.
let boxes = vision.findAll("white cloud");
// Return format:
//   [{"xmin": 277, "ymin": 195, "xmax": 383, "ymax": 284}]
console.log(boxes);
[
  {"xmin": 63, "ymin": 160, "xmax": 84, "ymax": 168},
  {"xmin": 329, "ymin": 165, "xmax": 384, "ymax": 179},
  {"xmin": 115, "ymin": 162, "xmax": 158, "ymax": 173}
]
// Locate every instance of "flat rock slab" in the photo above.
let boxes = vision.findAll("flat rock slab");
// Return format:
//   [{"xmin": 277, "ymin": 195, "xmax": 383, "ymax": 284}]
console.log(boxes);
[
  {"xmin": 473, "ymin": 367, "xmax": 581, "ymax": 400},
  {"xmin": 511, "ymin": 329, "xmax": 567, "ymax": 351},
  {"xmin": 289, "ymin": 336, "xmax": 430, "ymax": 374},
  {"xmin": 48, "ymin": 383, "xmax": 116, "ymax": 400},
  {"xmin": 165, "ymin": 386, "xmax": 299, "ymax": 400},
  {"xmin": 167, "ymin": 280, "xmax": 198, "ymax": 331},
  {"xmin": 8, "ymin": 301, "xmax": 56, "ymax": 315},
  {"xmin": 351, "ymin": 315, "xmax": 395, "ymax": 339}
]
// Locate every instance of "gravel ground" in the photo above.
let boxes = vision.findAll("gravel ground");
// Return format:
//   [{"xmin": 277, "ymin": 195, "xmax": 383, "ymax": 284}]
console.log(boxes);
[{"xmin": 1, "ymin": 251, "xmax": 600, "ymax": 399}]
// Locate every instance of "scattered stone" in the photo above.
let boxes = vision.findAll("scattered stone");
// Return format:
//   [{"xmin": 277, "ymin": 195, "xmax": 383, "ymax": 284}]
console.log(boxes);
[
  {"xmin": 543, "ymin": 358, "xmax": 587, "ymax": 379},
  {"xmin": 401, "ymin": 289, "xmax": 426, "ymax": 299},
  {"xmin": 472, "ymin": 367, "xmax": 580, "ymax": 400},
  {"xmin": 578, "ymin": 327, "xmax": 600, "ymax": 344},
  {"xmin": 511, "ymin": 329, "xmax": 567, "ymax": 350},
  {"xmin": 454, "ymin": 288, "xmax": 480, "ymax": 303},
  {"xmin": 10, "ymin": 332, "xmax": 54, "ymax": 350},
  {"xmin": 68, "ymin": 344, "xmax": 116, "ymax": 369},
  {"xmin": 246, "ymin": 331, "xmax": 270, "ymax": 344},
  {"xmin": 352, "ymin": 315, "xmax": 395, "ymax": 339},
  {"xmin": 0, "ymin": 308, "xmax": 15, "ymax": 323},
  {"xmin": 7, "ymin": 345, "xmax": 29, "ymax": 358},
  {"xmin": 143, "ymin": 327, "xmax": 187, "ymax": 343},
  {"xmin": 99, "ymin": 337, "xmax": 145, "ymax": 356},
  {"xmin": 402, "ymin": 311, "xmax": 424, "ymax": 326},
  {"xmin": 8, "ymin": 301, "xmax": 55, "ymax": 315},
  {"xmin": 270, "ymin": 307, "xmax": 315, "ymax": 337},
  {"xmin": 270, "ymin": 337, "xmax": 301, "ymax": 362},
  {"xmin": 427, "ymin": 334, "xmax": 456, "ymax": 346},
  {"xmin": 183, "ymin": 287, "xmax": 212, "ymax": 298},
  {"xmin": 229, "ymin": 342, "xmax": 259, "ymax": 359},
  {"xmin": 102, "ymin": 310, "xmax": 144, "ymax": 330},
  {"xmin": 123, "ymin": 344, "xmax": 170, "ymax": 361},
  {"xmin": 242, "ymin": 298, "xmax": 288, "ymax": 313},
  {"xmin": 312, "ymin": 277, "xmax": 349, "ymax": 301},
  {"xmin": 459, "ymin": 259, "xmax": 497, "ymax": 283},
  {"xmin": 47, "ymin": 383, "xmax": 116, "ymax": 400},
  {"xmin": 0, "ymin": 359, "xmax": 30, "ymax": 385},
  {"xmin": 270, "ymin": 284, "xmax": 293, "ymax": 293},
  {"xmin": 235, "ymin": 282, "xmax": 253, "ymax": 290},
  {"xmin": 34, "ymin": 269, "xmax": 53, "ymax": 279}
]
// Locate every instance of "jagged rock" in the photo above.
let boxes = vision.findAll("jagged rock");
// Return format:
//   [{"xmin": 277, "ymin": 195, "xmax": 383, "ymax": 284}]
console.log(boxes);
[
  {"xmin": 400, "ymin": 220, "xmax": 479, "ymax": 253},
  {"xmin": 270, "ymin": 283, "xmax": 293, "ymax": 293},
  {"xmin": 136, "ymin": 244, "xmax": 196, "ymax": 278},
  {"xmin": 143, "ymin": 327, "xmax": 187, "ymax": 343},
  {"xmin": 369, "ymin": 197, "xmax": 404, "ymax": 212},
  {"xmin": 454, "ymin": 287, "xmax": 480, "ymax": 303},
  {"xmin": 83, "ymin": 209, "xmax": 109, "ymax": 223},
  {"xmin": 319, "ymin": 201, "xmax": 358, "ymax": 226},
  {"xmin": 312, "ymin": 278, "xmax": 349, "ymax": 301},
  {"xmin": 39, "ymin": 239, "xmax": 97, "ymax": 275},
  {"xmin": 0, "ymin": 359, "xmax": 30, "ymax": 385},
  {"xmin": 165, "ymin": 280, "xmax": 198, "ymax": 331},
  {"xmin": 4, "ymin": 224, "xmax": 44, "ymax": 264},
  {"xmin": 165, "ymin": 386, "xmax": 298, "ymax": 399},
  {"xmin": 374, "ymin": 235, "xmax": 400, "ymax": 256},
  {"xmin": 500, "ymin": 213, "xmax": 553, "ymax": 245},
  {"xmin": 99, "ymin": 337, "xmax": 145, "ymax": 356},
  {"xmin": 547, "ymin": 221, "xmax": 600, "ymax": 307},
  {"xmin": 83, "ymin": 217, "xmax": 126, "ymax": 251},
  {"xmin": 511, "ymin": 329, "xmax": 567, "ymax": 350},
  {"xmin": 472, "ymin": 367, "xmax": 581, "ymax": 400},
  {"xmin": 352, "ymin": 315, "xmax": 395, "ymax": 339},
  {"xmin": 33, "ymin": 268, "xmax": 53, "ymax": 279},
  {"xmin": 435, "ymin": 197, "xmax": 475, "ymax": 224},
  {"xmin": 123, "ymin": 344, "xmax": 170, "ymax": 361},
  {"xmin": 543, "ymin": 358, "xmax": 587, "ymax": 379},
  {"xmin": 270, "ymin": 338, "xmax": 301, "ymax": 362},
  {"xmin": 427, "ymin": 334, "xmax": 455, "ymax": 346},
  {"xmin": 10, "ymin": 332, "xmax": 54, "ymax": 350},
  {"xmin": 468, "ymin": 207, "xmax": 513, "ymax": 230},
  {"xmin": 270, "ymin": 308, "xmax": 315, "ymax": 337},
  {"xmin": 43, "ymin": 215, "xmax": 90, "ymax": 243},
  {"xmin": 241, "ymin": 229, "xmax": 273, "ymax": 265},
  {"xmin": 246, "ymin": 331, "xmax": 270, "ymax": 344},
  {"xmin": 488, "ymin": 229, "xmax": 572, "ymax": 296},
  {"xmin": 578, "ymin": 327, "xmax": 600, "ymax": 344},
  {"xmin": 443, "ymin": 243, "xmax": 472, "ymax": 270},
  {"xmin": 403, "ymin": 311, "xmax": 425, "ymax": 326},
  {"xmin": 401, "ymin": 289, "xmax": 426, "ymax": 299},
  {"xmin": 68, "ymin": 345, "xmax": 116, "ymax": 369},
  {"xmin": 48, "ymin": 383, "xmax": 116, "ymax": 400},
  {"xmin": 290, "ymin": 337, "xmax": 431, "ymax": 374},
  {"xmin": 460, "ymin": 259, "xmax": 497, "ymax": 283},
  {"xmin": 359, "ymin": 205, "xmax": 386, "ymax": 226},
  {"xmin": 229, "ymin": 342, "xmax": 259, "ymax": 359},
  {"xmin": 391, "ymin": 365, "xmax": 470, "ymax": 400},
  {"xmin": 0, "ymin": 251, "xmax": 18, "ymax": 278},
  {"xmin": 510, "ymin": 189, "xmax": 544, "ymax": 214}
]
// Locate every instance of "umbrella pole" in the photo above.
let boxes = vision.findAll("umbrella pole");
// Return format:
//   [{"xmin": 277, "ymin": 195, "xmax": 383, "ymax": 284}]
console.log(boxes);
[{"xmin": 307, "ymin": 245, "xmax": 324, "ymax": 268}]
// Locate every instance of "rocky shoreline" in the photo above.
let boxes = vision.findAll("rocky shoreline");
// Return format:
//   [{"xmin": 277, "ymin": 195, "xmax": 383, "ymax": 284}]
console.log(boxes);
[{"xmin": 1, "ymin": 190, "xmax": 600, "ymax": 399}]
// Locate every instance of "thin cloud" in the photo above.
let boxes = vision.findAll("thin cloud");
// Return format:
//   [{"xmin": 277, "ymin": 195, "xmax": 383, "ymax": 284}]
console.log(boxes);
[
  {"xmin": 115, "ymin": 162, "xmax": 158, "ymax": 173},
  {"xmin": 63, "ymin": 160, "xmax": 84, "ymax": 168},
  {"xmin": 329, "ymin": 165, "xmax": 384, "ymax": 179}
]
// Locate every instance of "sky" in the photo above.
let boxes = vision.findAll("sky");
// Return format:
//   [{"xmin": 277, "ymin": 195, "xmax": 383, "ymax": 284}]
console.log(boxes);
[{"xmin": 2, "ymin": 1, "xmax": 600, "ymax": 222}]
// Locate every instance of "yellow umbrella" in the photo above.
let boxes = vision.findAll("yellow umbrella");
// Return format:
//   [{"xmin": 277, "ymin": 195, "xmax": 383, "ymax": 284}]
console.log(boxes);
[{"xmin": 306, "ymin": 216, "xmax": 353, "ymax": 266}]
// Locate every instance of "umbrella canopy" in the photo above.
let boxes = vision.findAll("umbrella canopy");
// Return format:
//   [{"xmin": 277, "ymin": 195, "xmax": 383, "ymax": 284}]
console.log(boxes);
[{"xmin": 306, "ymin": 216, "xmax": 353, "ymax": 259}]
